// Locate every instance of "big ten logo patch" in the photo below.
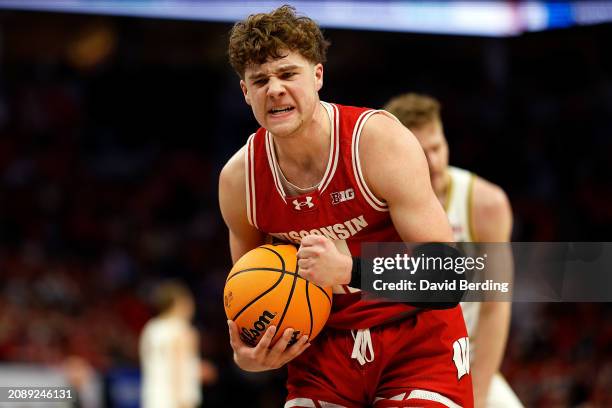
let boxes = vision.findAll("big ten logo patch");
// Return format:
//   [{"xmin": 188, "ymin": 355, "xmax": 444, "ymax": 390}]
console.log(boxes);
[
  {"xmin": 452, "ymin": 337, "xmax": 470, "ymax": 380},
  {"xmin": 331, "ymin": 188, "xmax": 355, "ymax": 205}
]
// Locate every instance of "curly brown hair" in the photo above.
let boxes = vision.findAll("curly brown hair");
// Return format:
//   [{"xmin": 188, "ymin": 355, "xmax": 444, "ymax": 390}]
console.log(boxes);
[
  {"xmin": 384, "ymin": 93, "xmax": 442, "ymax": 129},
  {"xmin": 228, "ymin": 5, "xmax": 330, "ymax": 78}
]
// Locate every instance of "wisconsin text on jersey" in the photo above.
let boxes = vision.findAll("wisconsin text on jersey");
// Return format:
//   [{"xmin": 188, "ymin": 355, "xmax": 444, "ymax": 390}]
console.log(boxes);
[{"xmin": 270, "ymin": 215, "xmax": 368, "ymax": 243}]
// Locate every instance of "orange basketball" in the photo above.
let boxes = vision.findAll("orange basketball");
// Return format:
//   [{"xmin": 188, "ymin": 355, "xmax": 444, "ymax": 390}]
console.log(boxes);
[{"xmin": 223, "ymin": 244, "xmax": 332, "ymax": 347}]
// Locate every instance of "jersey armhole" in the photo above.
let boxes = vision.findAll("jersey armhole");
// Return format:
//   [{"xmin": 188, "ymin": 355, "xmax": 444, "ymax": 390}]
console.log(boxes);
[
  {"xmin": 244, "ymin": 133, "xmax": 258, "ymax": 228},
  {"xmin": 467, "ymin": 174, "xmax": 477, "ymax": 242}
]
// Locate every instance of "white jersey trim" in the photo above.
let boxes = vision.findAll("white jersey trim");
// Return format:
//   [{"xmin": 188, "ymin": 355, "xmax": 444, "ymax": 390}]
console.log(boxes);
[
  {"xmin": 284, "ymin": 398, "xmax": 345, "ymax": 408},
  {"xmin": 245, "ymin": 133, "xmax": 258, "ymax": 228},
  {"xmin": 319, "ymin": 102, "xmax": 340, "ymax": 193},
  {"xmin": 447, "ymin": 166, "xmax": 474, "ymax": 242},
  {"xmin": 284, "ymin": 398, "xmax": 316, "ymax": 407},
  {"xmin": 351, "ymin": 110, "xmax": 389, "ymax": 212},
  {"xmin": 265, "ymin": 131, "xmax": 288, "ymax": 203},
  {"xmin": 407, "ymin": 389, "xmax": 462, "ymax": 408}
]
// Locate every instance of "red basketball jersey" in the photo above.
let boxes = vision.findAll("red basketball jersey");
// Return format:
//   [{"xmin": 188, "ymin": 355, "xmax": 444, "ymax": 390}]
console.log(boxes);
[{"xmin": 244, "ymin": 102, "xmax": 419, "ymax": 329}]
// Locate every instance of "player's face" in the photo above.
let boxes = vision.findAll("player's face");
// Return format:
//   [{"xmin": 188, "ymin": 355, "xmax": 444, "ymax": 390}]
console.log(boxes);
[
  {"xmin": 412, "ymin": 120, "xmax": 449, "ymax": 194},
  {"xmin": 240, "ymin": 50, "xmax": 323, "ymax": 138}
]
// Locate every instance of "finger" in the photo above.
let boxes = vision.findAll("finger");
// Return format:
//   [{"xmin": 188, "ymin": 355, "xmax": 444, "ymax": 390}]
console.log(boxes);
[
  {"xmin": 289, "ymin": 335, "xmax": 309, "ymax": 352},
  {"xmin": 300, "ymin": 234, "xmax": 324, "ymax": 247},
  {"xmin": 297, "ymin": 246, "xmax": 320, "ymax": 260},
  {"xmin": 267, "ymin": 328, "xmax": 294, "ymax": 363},
  {"xmin": 298, "ymin": 268, "xmax": 311, "ymax": 281},
  {"xmin": 252, "ymin": 325, "xmax": 276, "ymax": 356},
  {"xmin": 297, "ymin": 246, "xmax": 312, "ymax": 259},
  {"xmin": 283, "ymin": 336, "xmax": 311, "ymax": 363},
  {"xmin": 297, "ymin": 258, "xmax": 312, "ymax": 270},
  {"xmin": 227, "ymin": 320, "xmax": 240, "ymax": 349}
]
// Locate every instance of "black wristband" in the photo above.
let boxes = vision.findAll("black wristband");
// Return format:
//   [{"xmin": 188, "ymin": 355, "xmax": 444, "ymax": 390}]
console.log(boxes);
[
  {"xmin": 349, "ymin": 256, "xmax": 362, "ymax": 288},
  {"xmin": 402, "ymin": 243, "xmax": 465, "ymax": 309},
  {"xmin": 349, "ymin": 244, "xmax": 464, "ymax": 310}
]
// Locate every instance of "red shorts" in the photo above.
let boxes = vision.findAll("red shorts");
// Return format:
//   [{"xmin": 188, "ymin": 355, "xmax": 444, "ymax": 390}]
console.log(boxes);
[{"xmin": 285, "ymin": 307, "xmax": 473, "ymax": 407}]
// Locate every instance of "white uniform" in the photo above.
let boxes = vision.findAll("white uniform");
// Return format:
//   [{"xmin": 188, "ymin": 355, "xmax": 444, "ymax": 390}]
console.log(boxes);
[
  {"xmin": 447, "ymin": 166, "xmax": 523, "ymax": 408},
  {"xmin": 140, "ymin": 317, "xmax": 202, "ymax": 408}
]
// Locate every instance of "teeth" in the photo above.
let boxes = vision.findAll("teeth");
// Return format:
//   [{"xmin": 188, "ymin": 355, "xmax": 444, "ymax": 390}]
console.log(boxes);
[{"xmin": 270, "ymin": 106, "xmax": 292, "ymax": 113}]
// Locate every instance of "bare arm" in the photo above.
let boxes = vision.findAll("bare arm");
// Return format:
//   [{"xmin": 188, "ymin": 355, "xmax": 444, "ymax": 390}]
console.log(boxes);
[
  {"xmin": 171, "ymin": 331, "xmax": 188, "ymax": 408},
  {"xmin": 218, "ymin": 146, "xmax": 266, "ymax": 263},
  {"xmin": 360, "ymin": 113, "xmax": 454, "ymax": 243},
  {"xmin": 219, "ymin": 147, "xmax": 310, "ymax": 372},
  {"xmin": 470, "ymin": 178, "xmax": 513, "ymax": 408}
]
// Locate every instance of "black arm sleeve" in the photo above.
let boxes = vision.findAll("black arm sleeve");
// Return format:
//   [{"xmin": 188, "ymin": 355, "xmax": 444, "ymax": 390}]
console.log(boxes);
[{"xmin": 348, "ymin": 243, "xmax": 465, "ymax": 310}]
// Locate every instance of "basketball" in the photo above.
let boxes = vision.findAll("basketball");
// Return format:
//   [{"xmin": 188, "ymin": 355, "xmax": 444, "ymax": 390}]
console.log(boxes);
[{"xmin": 223, "ymin": 244, "xmax": 333, "ymax": 347}]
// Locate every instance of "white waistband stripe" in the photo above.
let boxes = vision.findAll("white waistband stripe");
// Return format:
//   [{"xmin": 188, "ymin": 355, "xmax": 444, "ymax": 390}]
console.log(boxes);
[
  {"xmin": 375, "ymin": 390, "xmax": 461, "ymax": 408},
  {"xmin": 285, "ymin": 398, "xmax": 316, "ymax": 407},
  {"xmin": 285, "ymin": 398, "xmax": 347, "ymax": 408},
  {"xmin": 407, "ymin": 389, "xmax": 462, "ymax": 408}
]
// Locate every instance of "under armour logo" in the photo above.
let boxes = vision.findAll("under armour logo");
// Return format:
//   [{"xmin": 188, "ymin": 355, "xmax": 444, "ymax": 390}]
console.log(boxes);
[
  {"xmin": 452, "ymin": 337, "xmax": 470, "ymax": 380},
  {"xmin": 293, "ymin": 197, "xmax": 314, "ymax": 210}
]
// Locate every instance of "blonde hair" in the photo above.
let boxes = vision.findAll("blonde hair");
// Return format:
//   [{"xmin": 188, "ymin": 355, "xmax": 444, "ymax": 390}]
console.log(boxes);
[
  {"xmin": 228, "ymin": 5, "xmax": 330, "ymax": 78},
  {"xmin": 384, "ymin": 93, "xmax": 442, "ymax": 129},
  {"xmin": 152, "ymin": 281, "xmax": 192, "ymax": 314}
]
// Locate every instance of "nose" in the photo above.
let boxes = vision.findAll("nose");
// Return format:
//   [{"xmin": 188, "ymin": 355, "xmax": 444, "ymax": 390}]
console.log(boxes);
[{"xmin": 266, "ymin": 76, "xmax": 286, "ymax": 98}]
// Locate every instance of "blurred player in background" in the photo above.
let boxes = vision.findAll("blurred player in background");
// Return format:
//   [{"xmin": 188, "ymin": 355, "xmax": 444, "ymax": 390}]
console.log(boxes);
[
  {"xmin": 139, "ymin": 281, "xmax": 217, "ymax": 408},
  {"xmin": 220, "ymin": 5, "xmax": 473, "ymax": 407},
  {"xmin": 385, "ymin": 93, "xmax": 522, "ymax": 408}
]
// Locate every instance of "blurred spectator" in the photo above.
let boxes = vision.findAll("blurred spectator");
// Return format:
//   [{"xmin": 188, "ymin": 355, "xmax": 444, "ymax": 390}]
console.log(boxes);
[{"xmin": 139, "ymin": 281, "xmax": 217, "ymax": 408}]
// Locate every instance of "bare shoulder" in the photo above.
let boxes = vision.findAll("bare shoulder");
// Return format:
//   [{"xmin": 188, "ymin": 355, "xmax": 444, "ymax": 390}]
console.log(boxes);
[
  {"xmin": 219, "ymin": 145, "xmax": 249, "ymax": 226},
  {"xmin": 471, "ymin": 175, "xmax": 512, "ymax": 241},
  {"xmin": 359, "ymin": 111, "xmax": 418, "ymax": 153},
  {"xmin": 472, "ymin": 176, "xmax": 511, "ymax": 214},
  {"xmin": 358, "ymin": 112, "xmax": 428, "ymax": 200},
  {"xmin": 219, "ymin": 145, "xmax": 247, "ymax": 193}
]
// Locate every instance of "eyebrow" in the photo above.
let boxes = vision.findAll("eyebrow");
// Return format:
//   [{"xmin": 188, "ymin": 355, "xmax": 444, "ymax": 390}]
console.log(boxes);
[{"xmin": 247, "ymin": 64, "xmax": 301, "ymax": 81}]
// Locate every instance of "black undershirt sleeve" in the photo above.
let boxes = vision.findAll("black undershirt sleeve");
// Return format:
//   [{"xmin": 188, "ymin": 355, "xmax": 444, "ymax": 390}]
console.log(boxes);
[{"xmin": 348, "ymin": 243, "xmax": 465, "ymax": 310}]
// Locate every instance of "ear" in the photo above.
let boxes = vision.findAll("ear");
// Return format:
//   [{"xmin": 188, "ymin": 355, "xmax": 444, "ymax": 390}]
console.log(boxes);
[
  {"xmin": 240, "ymin": 79, "xmax": 251, "ymax": 106},
  {"xmin": 314, "ymin": 63, "xmax": 324, "ymax": 92}
]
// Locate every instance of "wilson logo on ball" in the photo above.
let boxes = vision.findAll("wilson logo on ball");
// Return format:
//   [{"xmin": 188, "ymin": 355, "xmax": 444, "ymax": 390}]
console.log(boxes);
[{"xmin": 240, "ymin": 310, "xmax": 277, "ymax": 346}]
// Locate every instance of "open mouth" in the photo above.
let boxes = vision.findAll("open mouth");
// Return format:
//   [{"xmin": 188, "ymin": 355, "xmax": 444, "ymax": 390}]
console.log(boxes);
[{"xmin": 268, "ymin": 106, "xmax": 295, "ymax": 115}]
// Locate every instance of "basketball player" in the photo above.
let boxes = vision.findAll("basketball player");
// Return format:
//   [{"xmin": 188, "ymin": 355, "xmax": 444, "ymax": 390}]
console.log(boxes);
[
  {"xmin": 140, "ymin": 281, "xmax": 217, "ymax": 408},
  {"xmin": 384, "ymin": 93, "xmax": 522, "ymax": 408},
  {"xmin": 219, "ymin": 6, "xmax": 472, "ymax": 407}
]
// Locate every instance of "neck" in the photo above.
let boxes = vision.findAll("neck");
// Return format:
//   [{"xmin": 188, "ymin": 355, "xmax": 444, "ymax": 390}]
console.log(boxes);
[{"xmin": 272, "ymin": 102, "xmax": 330, "ymax": 185}]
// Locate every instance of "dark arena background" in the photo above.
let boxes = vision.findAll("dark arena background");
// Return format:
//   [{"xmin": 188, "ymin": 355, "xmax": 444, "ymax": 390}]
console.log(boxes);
[{"xmin": 0, "ymin": 1, "xmax": 611, "ymax": 407}]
